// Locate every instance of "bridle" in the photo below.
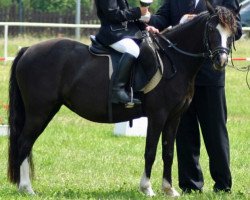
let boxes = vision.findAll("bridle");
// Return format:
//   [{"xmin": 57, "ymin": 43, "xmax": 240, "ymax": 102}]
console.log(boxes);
[
  {"xmin": 151, "ymin": 13, "xmax": 231, "ymax": 61},
  {"xmin": 203, "ymin": 14, "xmax": 231, "ymax": 61}
]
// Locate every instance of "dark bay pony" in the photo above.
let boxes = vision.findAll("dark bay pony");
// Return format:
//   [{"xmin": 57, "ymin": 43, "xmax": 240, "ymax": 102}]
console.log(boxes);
[{"xmin": 7, "ymin": 3, "xmax": 238, "ymax": 197}]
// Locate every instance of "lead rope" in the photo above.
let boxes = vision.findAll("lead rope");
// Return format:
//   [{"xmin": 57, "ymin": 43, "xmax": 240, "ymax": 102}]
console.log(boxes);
[
  {"xmin": 227, "ymin": 63, "xmax": 250, "ymax": 90},
  {"xmin": 228, "ymin": 39, "xmax": 250, "ymax": 90}
]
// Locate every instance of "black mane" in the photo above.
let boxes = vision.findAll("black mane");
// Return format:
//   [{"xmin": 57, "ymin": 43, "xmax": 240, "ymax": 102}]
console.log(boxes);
[{"xmin": 160, "ymin": 11, "xmax": 209, "ymax": 36}]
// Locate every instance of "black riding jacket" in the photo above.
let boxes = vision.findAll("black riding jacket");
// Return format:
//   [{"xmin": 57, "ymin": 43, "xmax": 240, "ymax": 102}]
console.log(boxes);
[{"xmin": 95, "ymin": 0, "xmax": 144, "ymax": 45}]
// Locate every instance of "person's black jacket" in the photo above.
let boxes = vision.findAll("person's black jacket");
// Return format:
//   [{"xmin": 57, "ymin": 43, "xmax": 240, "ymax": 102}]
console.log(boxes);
[
  {"xmin": 149, "ymin": 0, "xmax": 242, "ymax": 86},
  {"xmin": 95, "ymin": 0, "xmax": 143, "ymax": 45}
]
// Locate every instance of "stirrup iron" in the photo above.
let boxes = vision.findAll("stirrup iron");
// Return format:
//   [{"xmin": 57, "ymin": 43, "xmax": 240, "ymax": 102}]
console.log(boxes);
[{"xmin": 125, "ymin": 87, "xmax": 135, "ymax": 108}]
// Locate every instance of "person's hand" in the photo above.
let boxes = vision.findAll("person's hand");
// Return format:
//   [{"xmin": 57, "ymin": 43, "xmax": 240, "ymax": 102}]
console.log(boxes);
[
  {"xmin": 179, "ymin": 14, "xmax": 197, "ymax": 24},
  {"xmin": 140, "ymin": 7, "xmax": 149, "ymax": 16},
  {"xmin": 146, "ymin": 25, "xmax": 159, "ymax": 34}
]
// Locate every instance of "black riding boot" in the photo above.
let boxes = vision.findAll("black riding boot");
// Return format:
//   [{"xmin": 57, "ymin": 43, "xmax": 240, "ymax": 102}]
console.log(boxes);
[{"xmin": 112, "ymin": 53, "xmax": 141, "ymax": 105}]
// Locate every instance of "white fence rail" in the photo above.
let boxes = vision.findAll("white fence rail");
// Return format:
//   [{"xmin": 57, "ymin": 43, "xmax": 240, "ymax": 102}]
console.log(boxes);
[
  {"xmin": 0, "ymin": 22, "xmax": 100, "ymax": 61},
  {"xmin": 1, "ymin": 22, "xmax": 250, "ymax": 62}
]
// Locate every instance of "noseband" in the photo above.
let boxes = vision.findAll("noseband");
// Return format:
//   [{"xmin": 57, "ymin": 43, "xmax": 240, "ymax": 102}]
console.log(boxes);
[{"xmin": 152, "ymin": 14, "xmax": 231, "ymax": 60}]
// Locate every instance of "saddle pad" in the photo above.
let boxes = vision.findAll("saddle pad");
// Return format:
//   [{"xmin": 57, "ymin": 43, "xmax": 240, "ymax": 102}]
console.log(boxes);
[{"xmin": 89, "ymin": 48, "xmax": 114, "ymax": 79}]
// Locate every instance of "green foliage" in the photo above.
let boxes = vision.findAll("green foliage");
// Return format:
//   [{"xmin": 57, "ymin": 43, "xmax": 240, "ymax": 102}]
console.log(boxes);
[
  {"xmin": 2, "ymin": 0, "xmax": 94, "ymax": 13},
  {"xmin": 0, "ymin": 0, "xmax": 164, "ymax": 13},
  {"xmin": 0, "ymin": 0, "xmax": 12, "ymax": 7},
  {"xmin": 127, "ymin": 0, "xmax": 164, "ymax": 13},
  {"xmin": 30, "ymin": 0, "xmax": 76, "ymax": 13}
]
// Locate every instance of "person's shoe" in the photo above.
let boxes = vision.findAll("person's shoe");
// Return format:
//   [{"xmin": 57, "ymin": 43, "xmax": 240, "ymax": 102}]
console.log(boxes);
[
  {"xmin": 182, "ymin": 188, "xmax": 202, "ymax": 194},
  {"xmin": 214, "ymin": 187, "xmax": 231, "ymax": 193},
  {"xmin": 112, "ymin": 88, "xmax": 141, "ymax": 105}
]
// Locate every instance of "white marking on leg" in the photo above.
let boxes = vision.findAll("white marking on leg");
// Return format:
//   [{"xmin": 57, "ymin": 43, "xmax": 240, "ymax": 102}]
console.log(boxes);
[
  {"xmin": 19, "ymin": 158, "xmax": 35, "ymax": 195},
  {"xmin": 139, "ymin": 171, "xmax": 155, "ymax": 197},
  {"xmin": 162, "ymin": 178, "xmax": 180, "ymax": 197}
]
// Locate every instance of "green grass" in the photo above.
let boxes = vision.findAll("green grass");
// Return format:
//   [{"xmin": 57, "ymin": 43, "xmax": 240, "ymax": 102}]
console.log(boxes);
[{"xmin": 0, "ymin": 37, "xmax": 249, "ymax": 199}]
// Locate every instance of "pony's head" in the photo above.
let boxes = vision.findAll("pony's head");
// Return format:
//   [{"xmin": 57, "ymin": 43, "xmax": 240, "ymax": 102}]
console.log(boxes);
[{"xmin": 205, "ymin": 1, "xmax": 239, "ymax": 70}]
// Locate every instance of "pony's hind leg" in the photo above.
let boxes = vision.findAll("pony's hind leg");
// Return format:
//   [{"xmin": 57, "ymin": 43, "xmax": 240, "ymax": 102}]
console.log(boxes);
[
  {"xmin": 17, "ymin": 118, "xmax": 43, "ymax": 195},
  {"xmin": 19, "ymin": 157, "xmax": 34, "ymax": 194},
  {"xmin": 17, "ymin": 104, "xmax": 61, "ymax": 194}
]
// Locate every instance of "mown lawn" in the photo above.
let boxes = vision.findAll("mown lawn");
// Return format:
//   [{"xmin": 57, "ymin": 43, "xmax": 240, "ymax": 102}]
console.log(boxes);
[{"xmin": 0, "ymin": 37, "xmax": 249, "ymax": 199}]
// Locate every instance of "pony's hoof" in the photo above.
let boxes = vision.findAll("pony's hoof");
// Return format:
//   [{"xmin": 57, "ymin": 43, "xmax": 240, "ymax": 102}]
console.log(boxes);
[
  {"xmin": 140, "ymin": 186, "xmax": 156, "ymax": 197},
  {"xmin": 162, "ymin": 187, "xmax": 180, "ymax": 197},
  {"xmin": 19, "ymin": 184, "xmax": 35, "ymax": 195},
  {"xmin": 140, "ymin": 172, "xmax": 155, "ymax": 197}
]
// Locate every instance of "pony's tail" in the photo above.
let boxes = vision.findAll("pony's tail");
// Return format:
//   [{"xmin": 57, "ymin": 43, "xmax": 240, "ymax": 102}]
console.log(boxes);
[{"xmin": 8, "ymin": 47, "xmax": 29, "ymax": 184}]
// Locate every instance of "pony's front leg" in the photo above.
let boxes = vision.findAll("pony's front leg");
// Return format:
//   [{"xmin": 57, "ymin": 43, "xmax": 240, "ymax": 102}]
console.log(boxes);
[
  {"xmin": 140, "ymin": 118, "xmax": 162, "ymax": 197},
  {"xmin": 161, "ymin": 121, "xmax": 180, "ymax": 197}
]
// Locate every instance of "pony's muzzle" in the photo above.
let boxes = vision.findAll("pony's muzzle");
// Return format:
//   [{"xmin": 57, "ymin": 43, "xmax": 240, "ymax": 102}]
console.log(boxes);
[
  {"xmin": 213, "ymin": 52, "xmax": 228, "ymax": 71},
  {"xmin": 220, "ymin": 53, "xmax": 228, "ymax": 66}
]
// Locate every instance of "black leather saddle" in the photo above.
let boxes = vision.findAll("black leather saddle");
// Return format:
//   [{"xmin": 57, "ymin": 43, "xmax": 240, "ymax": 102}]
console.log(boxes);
[
  {"xmin": 88, "ymin": 35, "xmax": 162, "ymax": 93},
  {"xmin": 89, "ymin": 35, "xmax": 114, "ymax": 55}
]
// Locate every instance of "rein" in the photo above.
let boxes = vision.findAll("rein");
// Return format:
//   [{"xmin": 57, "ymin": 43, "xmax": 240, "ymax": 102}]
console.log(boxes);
[
  {"xmin": 154, "ymin": 34, "xmax": 209, "ymax": 58},
  {"xmin": 149, "ymin": 32, "xmax": 177, "ymax": 79},
  {"xmin": 152, "ymin": 14, "xmax": 230, "ymax": 61},
  {"xmin": 228, "ymin": 63, "xmax": 250, "ymax": 90}
]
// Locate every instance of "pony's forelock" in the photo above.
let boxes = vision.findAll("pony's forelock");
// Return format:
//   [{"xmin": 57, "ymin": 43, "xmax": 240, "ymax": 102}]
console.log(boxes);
[{"xmin": 216, "ymin": 6, "xmax": 237, "ymax": 34}]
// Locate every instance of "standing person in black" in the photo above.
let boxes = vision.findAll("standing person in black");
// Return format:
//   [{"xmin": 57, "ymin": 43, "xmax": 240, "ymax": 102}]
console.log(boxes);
[
  {"xmin": 94, "ymin": 0, "xmax": 149, "ymax": 105},
  {"xmin": 144, "ymin": 0, "xmax": 242, "ymax": 193}
]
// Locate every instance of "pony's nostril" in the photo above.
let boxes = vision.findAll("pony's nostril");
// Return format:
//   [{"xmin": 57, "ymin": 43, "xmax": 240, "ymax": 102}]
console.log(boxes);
[{"xmin": 220, "ymin": 53, "xmax": 228, "ymax": 66}]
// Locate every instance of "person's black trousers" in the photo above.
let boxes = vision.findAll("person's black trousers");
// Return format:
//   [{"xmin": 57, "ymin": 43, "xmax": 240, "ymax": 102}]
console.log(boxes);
[{"xmin": 176, "ymin": 86, "xmax": 232, "ymax": 192}]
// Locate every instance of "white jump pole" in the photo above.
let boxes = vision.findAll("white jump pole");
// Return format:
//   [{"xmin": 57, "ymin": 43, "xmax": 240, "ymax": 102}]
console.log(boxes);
[
  {"xmin": 0, "ymin": 125, "xmax": 9, "ymax": 136},
  {"xmin": 75, "ymin": 0, "xmax": 81, "ymax": 40},
  {"xmin": 4, "ymin": 25, "xmax": 8, "ymax": 63},
  {"xmin": 114, "ymin": 117, "xmax": 148, "ymax": 137}
]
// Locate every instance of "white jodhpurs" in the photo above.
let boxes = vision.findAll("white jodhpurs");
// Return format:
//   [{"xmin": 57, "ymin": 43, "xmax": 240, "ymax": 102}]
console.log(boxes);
[{"xmin": 110, "ymin": 38, "xmax": 140, "ymax": 58}]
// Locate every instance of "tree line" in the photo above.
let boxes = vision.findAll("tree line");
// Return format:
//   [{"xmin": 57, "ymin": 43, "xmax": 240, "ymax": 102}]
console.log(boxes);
[
  {"xmin": 0, "ymin": 0, "xmax": 245, "ymax": 13},
  {"xmin": 0, "ymin": 0, "xmax": 165, "ymax": 13},
  {"xmin": 0, "ymin": 0, "xmax": 245, "ymax": 23}
]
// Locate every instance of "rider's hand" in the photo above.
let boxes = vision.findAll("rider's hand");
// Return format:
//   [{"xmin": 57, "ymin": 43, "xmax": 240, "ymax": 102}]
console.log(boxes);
[{"xmin": 146, "ymin": 25, "xmax": 159, "ymax": 34}]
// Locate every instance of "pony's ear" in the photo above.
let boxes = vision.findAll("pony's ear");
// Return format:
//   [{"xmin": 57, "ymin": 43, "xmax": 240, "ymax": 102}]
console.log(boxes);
[
  {"xmin": 234, "ymin": 5, "xmax": 241, "ymax": 15},
  {"xmin": 204, "ymin": 0, "xmax": 216, "ymax": 14}
]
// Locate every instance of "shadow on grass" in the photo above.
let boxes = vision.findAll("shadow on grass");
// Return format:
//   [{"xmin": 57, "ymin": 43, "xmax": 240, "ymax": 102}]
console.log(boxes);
[
  {"xmin": 2, "ymin": 182, "xmax": 248, "ymax": 200},
  {"xmin": 39, "ymin": 187, "xmax": 249, "ymax": 200},
  {"xmin": 48, "ymin": 188, "xmax": 146, "ymax": 199},
  {"xmin": 1, "ymin": 186, "xmax": 147, "ymax": 199},
  {"xmin": 2, "ymin": 186, "xmax": 248, "ymax": 200}
]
